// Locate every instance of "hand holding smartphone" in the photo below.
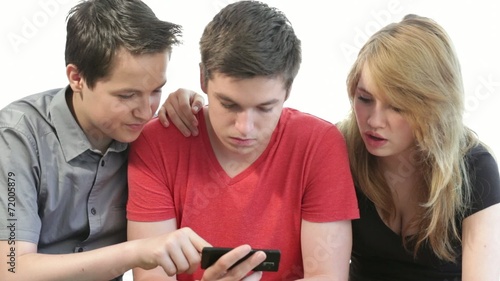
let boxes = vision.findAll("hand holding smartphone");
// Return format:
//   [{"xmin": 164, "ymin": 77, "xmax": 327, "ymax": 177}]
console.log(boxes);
[{"xmin": 201, "ymin": 247, "xmax": 281, "ymax": 272}]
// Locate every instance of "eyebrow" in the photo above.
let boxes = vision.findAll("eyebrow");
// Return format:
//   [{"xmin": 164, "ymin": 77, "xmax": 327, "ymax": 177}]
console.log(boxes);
[
  {"xmin": 114, "ymin": 80, "xmax": 167, "ymax": 94},
  {"xmin": 216, "ymin": 93, "xmax": 280, "ymax": 106},
  {"xmin": 156, "ymin": 80, "xmax": 167, "ymax": 90},
  {"xmin": 355, "ymin": 86, "xmax": 372, "ymax": 96}
]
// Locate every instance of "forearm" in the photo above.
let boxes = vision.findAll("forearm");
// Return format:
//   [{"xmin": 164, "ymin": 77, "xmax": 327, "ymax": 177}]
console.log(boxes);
[{"xmin": 0, "ymin": 240, "xmax": 142, "ymax": 281}]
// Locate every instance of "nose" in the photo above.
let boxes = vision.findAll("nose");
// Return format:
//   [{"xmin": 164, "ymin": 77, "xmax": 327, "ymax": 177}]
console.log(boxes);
[
  {"xmin": 235, "ymin": 110, "xmax": 254, "ymax": 135},
  {"xmin": 133, "ymin": 96, "xmax": 155, "ymax": 121},
  {"xmin": 366, "ymin": 105, "xmax": 386, "ymax": 129}
]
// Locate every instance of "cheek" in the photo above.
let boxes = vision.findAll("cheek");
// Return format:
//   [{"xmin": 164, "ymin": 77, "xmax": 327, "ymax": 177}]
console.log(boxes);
[
  {"xmin": 353, "ymin": 103, "xmax": 367, "ymax": 122},
  {"xmin": 402, "ymin": 125, "xmax": 415, "ymax": 143},
  {"xmin": 96, "ymin": 102, "xmax": 132, "ymax": 126},
  {"xmin": 393, "ymin": 118, "xmax": 415, "ymax": 142},
  {"xmin": 208, "ymin": 105, "xmax": 228, "ymax": 129},
  {"xmin": 107, "ymin": 102, "xmax": 129, "ymax": 117},
  {"xmin": 151, "ymin": 95, "xmax": 162, "ymax": 112},
  {"xmin": 258, "ymin": 112, "xmax": 280, "ymax": 136}
]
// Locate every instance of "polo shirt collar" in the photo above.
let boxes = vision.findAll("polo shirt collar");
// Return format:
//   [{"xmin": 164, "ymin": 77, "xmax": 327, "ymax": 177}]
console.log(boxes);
[{"xmin": 50, "ymin": 87, "xmax": 128, "ymax": 162}]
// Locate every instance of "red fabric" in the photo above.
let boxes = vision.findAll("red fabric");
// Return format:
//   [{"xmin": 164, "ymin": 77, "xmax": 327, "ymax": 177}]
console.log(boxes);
[{"xmin": 127, "ymin": 108, "xmax": 359, "ymax": 280}]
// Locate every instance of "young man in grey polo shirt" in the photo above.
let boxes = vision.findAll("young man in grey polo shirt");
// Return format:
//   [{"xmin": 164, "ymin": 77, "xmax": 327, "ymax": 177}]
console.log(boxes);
[{"xmin": 0, "ymin": 1, "xmax": 266, "ymax": 280}]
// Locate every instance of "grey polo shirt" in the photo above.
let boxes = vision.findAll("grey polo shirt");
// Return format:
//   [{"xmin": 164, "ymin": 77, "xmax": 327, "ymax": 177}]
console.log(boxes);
[{"xmin": 0, "ymin": 87, "xmax": 128, "ymax": 256}]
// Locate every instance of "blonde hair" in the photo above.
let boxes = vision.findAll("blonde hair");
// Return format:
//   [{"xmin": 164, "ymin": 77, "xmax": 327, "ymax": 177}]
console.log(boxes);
[{"xmin": 338, "ymin": 14, "xmax": 479, "ymax": 261}]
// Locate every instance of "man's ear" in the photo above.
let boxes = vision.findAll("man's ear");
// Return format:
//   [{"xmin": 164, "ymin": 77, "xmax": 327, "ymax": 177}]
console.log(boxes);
[
  {"xmin": 66, "ymin": 64, "xmax": 85, "ymax": 92},
  {"xmin": 199, "ymin": 63, "xmax": 208, "ymax": 94}
]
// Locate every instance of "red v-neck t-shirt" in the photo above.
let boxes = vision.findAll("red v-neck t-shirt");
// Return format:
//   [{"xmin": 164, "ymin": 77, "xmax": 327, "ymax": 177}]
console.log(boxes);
[{"xmin": 127, "ymin": 107, "xmax": 359, "ymax": 280}]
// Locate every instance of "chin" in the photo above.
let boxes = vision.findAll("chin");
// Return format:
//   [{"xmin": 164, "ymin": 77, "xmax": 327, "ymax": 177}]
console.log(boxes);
[
  {"xmin": 116, "ymin": 133, "xmax": 141, "ymax": 144},
  {"xmin": 366, "ymin": 147, "xmax": 389, "ymax": 158}
]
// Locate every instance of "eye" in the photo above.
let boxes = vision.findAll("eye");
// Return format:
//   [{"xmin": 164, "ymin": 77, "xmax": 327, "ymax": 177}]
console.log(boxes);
[
  {"xmin": 357, "ymin": 95, "xmax": 372, "ymax": 103},
  {"xmin": 390, "ymin": 105, "xmax": 403, "ymax": 113},
  {"xmin": 258, "ymin": 106, "xmax": 273, "ymax": 113},
  {"xmin": 221, "ymin": 103, "xmax": 236, "ymax": 109},
  {"xmin": 151, "ymin": 89, "xmax": 162, "ymax": 97},
  {"xmin": 119, "ymin": 93, "xmax": 135, "ymax": 99}
]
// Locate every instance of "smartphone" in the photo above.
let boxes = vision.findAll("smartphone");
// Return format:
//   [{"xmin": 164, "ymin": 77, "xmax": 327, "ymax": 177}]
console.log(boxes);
[{"xmin": 201, "ymin": 247, "xmax": 281, "ymax": 272}]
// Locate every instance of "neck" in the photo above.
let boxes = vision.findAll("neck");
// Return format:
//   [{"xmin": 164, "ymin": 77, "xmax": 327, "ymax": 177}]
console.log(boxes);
[
  {"xmin": 68, "ymin": 89, "xmax": 112, "ymax": 153},
  {"xmin": 378, "ymin": 147, "xmax": 418, "ymax": 174},
  {"xmin": 378, "ymin": 148, "xmax": 422, "ymax": 191}
]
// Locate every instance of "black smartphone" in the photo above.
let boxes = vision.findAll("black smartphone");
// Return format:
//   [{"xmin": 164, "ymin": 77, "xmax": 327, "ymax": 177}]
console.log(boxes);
[{"xmin": 201, "ymin": 247, "xmax": 281, "ymax": 272}]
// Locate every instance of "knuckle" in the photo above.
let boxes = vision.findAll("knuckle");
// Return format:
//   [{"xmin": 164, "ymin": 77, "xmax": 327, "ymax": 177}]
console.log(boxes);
[{"xmin": 176, "ymin": 262, "xmax": 188, "ymax": 273}]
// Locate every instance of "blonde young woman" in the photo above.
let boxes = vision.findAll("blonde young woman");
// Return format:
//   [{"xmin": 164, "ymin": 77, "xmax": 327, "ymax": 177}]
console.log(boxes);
[
  {"xmin": 338, "ymin": 14, "xmax": 500, "ymax": 280},
  {"xmin": 160, "ymin": 14, "xmax": 500, "ymax": 281}
]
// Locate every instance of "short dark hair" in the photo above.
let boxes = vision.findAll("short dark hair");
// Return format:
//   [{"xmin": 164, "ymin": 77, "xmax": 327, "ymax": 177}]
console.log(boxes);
[
  {"xmin": 200, "ymin": 0, "xmax": 301, "ymax": 93},
  {"xmin": 65, "ymin": 0, "xmax": 182, "ymax": 89}
]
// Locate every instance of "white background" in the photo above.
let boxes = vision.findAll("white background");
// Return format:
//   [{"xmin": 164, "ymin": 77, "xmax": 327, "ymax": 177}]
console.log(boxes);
[
  {"xmin": 1, "ymin": 0, "xmax": 499, "ymax": 157},
  {"xmin": 0, "ymin": 1, "xmax": 499, "ymax": 279}
]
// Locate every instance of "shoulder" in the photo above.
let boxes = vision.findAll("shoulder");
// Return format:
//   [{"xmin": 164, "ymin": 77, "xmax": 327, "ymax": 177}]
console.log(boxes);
[
  {"xmin": 1, "ymin": 88, "xmax": 60, "ymax": 113},
  {"xmin": 0, "ymin": 89, "xmax": 61, "ymax": 138},
  {"xmin": 277, "ymin": 108, "xmax": 348, "ymax": 160},
  {"xmin": 466, "ymin": 144, "xmax": 496, "ymax": 162},
  {"xmin": 281, "ymin": 108, "xmax": 343, "ymax": 139},
  {"xmin": 465, "ymin": 144, "xmax": 500, "ymax": 213},
  {"xmin": 140, "ymin": 116, "xmax": 192, "ymax": 141},
  {"xmin": 141, "ymin": 117, "xmax": 168, "ymax": 135},
  {"xmin": 465, "ymin": 144, "xmax": 499, "ymax": 178},
  {"xmin": 132, "ymin": 111, "xmax": 204, "ymax": 154},
  {"xmin": 283, "ymin": 107, "xmax": 333, "ymax": 125},
  {"xmin": 134, "ymin": 117, "xmax": 176, "ymax": 149}
]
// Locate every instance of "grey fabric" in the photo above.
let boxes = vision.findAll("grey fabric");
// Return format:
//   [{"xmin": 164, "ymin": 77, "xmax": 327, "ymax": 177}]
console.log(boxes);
[{"xmin": 0, "ymin": 87, "xmax": 128, "ymax": 254}]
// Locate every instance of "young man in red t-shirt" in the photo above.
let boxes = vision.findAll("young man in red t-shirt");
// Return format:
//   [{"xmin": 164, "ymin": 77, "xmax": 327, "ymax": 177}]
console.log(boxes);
[{"xmin": 127, "ymin": 2, "xmax": 359, "ymax": 280}]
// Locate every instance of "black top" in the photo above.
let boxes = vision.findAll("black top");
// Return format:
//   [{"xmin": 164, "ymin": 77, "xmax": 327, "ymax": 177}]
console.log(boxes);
[{"xmin": 350, "ymin": 145, "xmax": 500, "ymax": 281}]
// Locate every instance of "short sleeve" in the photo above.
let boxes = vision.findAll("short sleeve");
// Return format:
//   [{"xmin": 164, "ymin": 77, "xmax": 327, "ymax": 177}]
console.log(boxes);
[
  {"xmin": 0, "ymin": 125, "xmax": 42, "ymax": 243},
  {"xmin": 466, "ymin": 145, "xmax": 500, "ymax": 216},
  {"xmin": 301, "ymin": 125, "xmax": 360, "ymax": 222},
  {"xmin": 126, "ymin": 122, "xmax": 175, "ymax": 222}
]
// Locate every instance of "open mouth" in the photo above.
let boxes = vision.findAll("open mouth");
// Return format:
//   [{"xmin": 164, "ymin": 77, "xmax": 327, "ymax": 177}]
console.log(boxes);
[{"xmin": 368, "ymin": 134, "xmax": 385, "ymax": 141}]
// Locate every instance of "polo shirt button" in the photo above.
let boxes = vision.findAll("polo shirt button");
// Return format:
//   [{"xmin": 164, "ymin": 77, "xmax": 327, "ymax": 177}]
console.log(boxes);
[
  {"xmin": 91, "ymin": 207, "xmax": 97, "ymax": 215},
  {"xmin": 77, "ymin": 247, "xmax": 84, "ymax": 252}
]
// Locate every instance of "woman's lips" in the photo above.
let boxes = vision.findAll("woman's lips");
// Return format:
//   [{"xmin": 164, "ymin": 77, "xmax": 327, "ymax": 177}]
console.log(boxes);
[{"xmin": 364, "ymin": 132, "xmax": 387, "ymax": 148}]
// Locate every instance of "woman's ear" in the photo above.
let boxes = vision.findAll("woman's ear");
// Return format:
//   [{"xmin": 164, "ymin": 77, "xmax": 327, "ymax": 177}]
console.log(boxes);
[
  {"xmin": 66, "ymin": 64, "xmax": 85, "ymax": 92},
  {"xmin": 199, "ymin": 63, "xmax": 208, "ymax": 94}
]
